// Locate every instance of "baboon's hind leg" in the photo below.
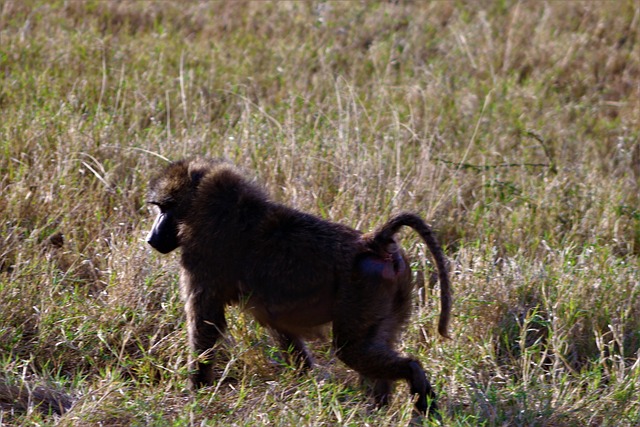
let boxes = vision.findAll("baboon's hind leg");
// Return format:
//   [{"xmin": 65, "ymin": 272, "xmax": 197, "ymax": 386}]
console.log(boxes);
[
  {"xmin": 273, "ymin": 330, "xmax": 313, "ymax": 370},
  {"xmin": 334, "ymin": 335, "xmax": 437, "ymax": 414}
]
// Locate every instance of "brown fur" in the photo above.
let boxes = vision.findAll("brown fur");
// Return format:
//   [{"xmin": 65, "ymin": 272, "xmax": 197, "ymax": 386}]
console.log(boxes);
[
  {"xmin": 146, "ymin": 158, "xmax": 451, "ymax": 416},
  {"xmin": 0, "ymin": 380, "xmax": 72, "ymax": 415}
]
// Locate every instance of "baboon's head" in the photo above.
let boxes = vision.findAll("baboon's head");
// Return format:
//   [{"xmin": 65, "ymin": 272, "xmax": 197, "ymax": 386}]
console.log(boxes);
[{"xmin": 146, "ymin": 158, "xmax": 214, "ymax": 253}]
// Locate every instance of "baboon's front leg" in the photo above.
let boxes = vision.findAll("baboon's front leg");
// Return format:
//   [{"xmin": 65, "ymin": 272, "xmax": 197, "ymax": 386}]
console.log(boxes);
[{"xmin": 184, "ymin": 288, "xmax": 228, "ymax": 388}]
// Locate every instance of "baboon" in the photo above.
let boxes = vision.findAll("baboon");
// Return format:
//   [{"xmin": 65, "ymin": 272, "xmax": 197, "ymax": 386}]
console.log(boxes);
[{"xmin": 146, "ymin": 158, "xmax": 451, "ymax": 416}]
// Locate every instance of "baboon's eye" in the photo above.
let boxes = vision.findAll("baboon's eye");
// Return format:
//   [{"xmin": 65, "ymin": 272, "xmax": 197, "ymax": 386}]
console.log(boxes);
[
  {"xmin": 148, "ymin": 199, "xmax": 176, "ymax": 213},
  {"xmin": 160, "ymin": 202, "xmax": 178, "ymax": 214},
  {"xmin": 147, "ymin": 201, "xmax": 166, "ymax": 214},
  {"xmin": 146, "ymin": 202, "xmax": 160, "ymax": 214}
]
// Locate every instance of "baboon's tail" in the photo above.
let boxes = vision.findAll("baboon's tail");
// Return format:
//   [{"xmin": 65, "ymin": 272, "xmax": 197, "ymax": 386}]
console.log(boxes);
[
  {"xmin": 373, "ymin": 212, "xmax": 451, "ymax": 339},
  {"xmin": 0, "ymin": 380, "xmax": 72, "ymax": 415}
]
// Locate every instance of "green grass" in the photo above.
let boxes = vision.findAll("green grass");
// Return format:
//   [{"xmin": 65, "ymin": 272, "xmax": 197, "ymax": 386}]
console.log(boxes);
[{"xmin": 1, "ymin": 1, "xmax": 639, "ymax": 425}]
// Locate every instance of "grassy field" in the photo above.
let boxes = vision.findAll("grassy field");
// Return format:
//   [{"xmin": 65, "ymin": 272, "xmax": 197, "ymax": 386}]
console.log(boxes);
[{"xmin": 1, "ymin": 1, "xmax": 639, "ymax": 425}]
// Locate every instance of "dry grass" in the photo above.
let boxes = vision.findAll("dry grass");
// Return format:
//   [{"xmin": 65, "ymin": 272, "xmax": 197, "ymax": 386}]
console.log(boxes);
[{"xmin": 1, "ymin": 1, "xmax": 639, "ymax": 426}]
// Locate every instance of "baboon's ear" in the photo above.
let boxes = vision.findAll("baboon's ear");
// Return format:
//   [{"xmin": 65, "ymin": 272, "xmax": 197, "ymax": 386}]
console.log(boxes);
[{"xmin": 187, "ymin": 161, "xmax": 208, "ymax": 186}]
